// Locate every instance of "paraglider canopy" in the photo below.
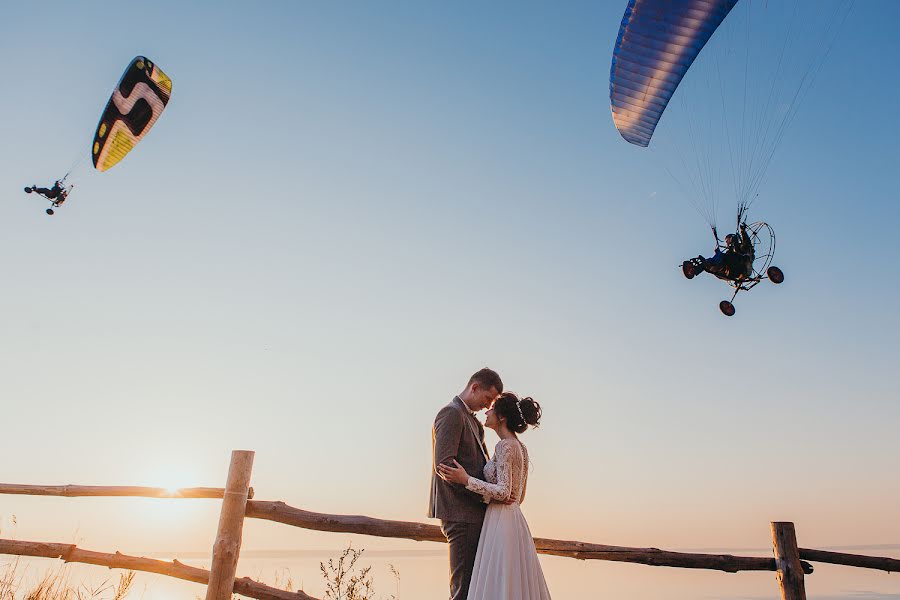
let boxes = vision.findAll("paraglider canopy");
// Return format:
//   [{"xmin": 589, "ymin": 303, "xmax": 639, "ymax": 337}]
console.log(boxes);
[
  {"xmin": 23, "ymin": 55, "xmax": 172, "ymax": 216},
  {"xmin": 92, "ymin": 56, "xmax": 172, "ymax": 172},
  {"xmin": 609, "ymin": 0, "xmax": 739, "ymax": 148},
  {"xmin": 608, "ymin": 0, "xmax": 852, "ymax": 227}
]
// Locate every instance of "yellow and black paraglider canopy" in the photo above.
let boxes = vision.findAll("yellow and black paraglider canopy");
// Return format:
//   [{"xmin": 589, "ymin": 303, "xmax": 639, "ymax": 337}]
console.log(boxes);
[{"xmin": 91, "ymin": 56, "xmax": 172, "ymax": 172}]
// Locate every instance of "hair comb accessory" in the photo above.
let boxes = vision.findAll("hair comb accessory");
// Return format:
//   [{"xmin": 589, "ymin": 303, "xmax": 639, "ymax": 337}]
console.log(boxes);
[{"xmin": 515, "ymin": 399, "xmax": 525, "ymax": 424}]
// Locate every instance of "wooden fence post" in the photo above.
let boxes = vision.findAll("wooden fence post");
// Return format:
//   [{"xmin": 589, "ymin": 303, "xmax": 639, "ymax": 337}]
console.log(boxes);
[
  {"xmin": 771, "ymin": 522, "xmax": 806, "ymax": 600},
  {"xmin": 206, "ymin": 450, "xmax": 255, "ymax": 600}
]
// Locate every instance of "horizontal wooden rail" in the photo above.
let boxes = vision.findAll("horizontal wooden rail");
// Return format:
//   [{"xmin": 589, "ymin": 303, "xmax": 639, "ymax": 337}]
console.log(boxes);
[
  {"xmin": 0, "ymin": 484, "xmax": 253, "ymax": 499},
  {"xmin": 5, "ymin": 482, "xmax": 896, "ymax": 577},
  {"xmin": 0, "ymin": 539, "xmax": 312, "ymax": 600},
  {"xmin": 799, "ymin": 548, "xmax": 900, "ymax": 573},
  {"xmin": 244, "ymin": 501, "xmax": 812, "ymax": 574}
]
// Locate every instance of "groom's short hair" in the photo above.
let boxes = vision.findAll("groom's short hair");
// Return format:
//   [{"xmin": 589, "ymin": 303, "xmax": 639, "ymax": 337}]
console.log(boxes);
[{"xmin": 467, "ymin": 368, "xmax": 503, "ymax": 393}]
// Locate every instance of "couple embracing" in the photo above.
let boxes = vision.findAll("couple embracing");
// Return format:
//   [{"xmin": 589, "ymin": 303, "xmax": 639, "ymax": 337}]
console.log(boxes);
[{"xmin": 429, "ymin": 368, "xmax": 552, "ymax": 600}]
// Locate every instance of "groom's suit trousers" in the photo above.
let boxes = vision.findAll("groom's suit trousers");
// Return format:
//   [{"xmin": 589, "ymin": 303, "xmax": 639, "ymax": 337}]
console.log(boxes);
[{"xmin": 441, "ymin": 519, "xmax": 483, "ymax": 600}]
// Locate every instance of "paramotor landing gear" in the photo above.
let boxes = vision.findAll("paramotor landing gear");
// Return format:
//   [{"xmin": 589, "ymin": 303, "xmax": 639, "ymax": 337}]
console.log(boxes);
[
  {"xmin": 767, "ymin": 266, "xmax": 784, "ymax": 284},
  {"xmin": 43, "ymin": 192, "xmax": 69, "ymax": 216},
  {"xmin": 719, "ymin": 300, "xmax": 736, "ymax": 316},
  {"xmin": 719, "ymin": 284, "xmax": 742, "ymax": 317},
  {"xmin": 682, "ymin": 256, "xmax": 706, "ymax": 279},
  {"xmin": 25, "ymin": 181, "xmax": 72, "ymax": 216},
  {"xmin": 682, "ymin": 216, "xmax": 786, "ymax": 316},
  {"xmin": 716, "ymin": 263, "xmax": 785, "ymax": 316}
]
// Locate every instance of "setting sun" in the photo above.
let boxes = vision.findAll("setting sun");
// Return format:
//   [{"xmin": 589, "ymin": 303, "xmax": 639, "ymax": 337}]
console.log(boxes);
[{"xmin": 143, "ymin": 470, "xmax": 203, "ymax": 498}]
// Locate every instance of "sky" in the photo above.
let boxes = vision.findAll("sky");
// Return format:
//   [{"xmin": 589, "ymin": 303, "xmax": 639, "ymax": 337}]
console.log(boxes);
[{"xmin": 1, "ymin": 1, "xmax": 898, "ymax": 599}]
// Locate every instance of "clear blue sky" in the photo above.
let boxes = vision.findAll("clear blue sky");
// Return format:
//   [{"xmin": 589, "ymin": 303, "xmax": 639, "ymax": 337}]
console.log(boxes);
[{"xmin": 1, "ymin": 1, "xmax": 898, "ymax": 598}]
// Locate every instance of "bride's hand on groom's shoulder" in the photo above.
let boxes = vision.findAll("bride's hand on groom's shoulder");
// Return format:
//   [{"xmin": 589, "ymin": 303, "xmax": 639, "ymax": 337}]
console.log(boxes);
[{"xmin": 437, "ymin": 459, "xmax": 470, "ymax": 485}]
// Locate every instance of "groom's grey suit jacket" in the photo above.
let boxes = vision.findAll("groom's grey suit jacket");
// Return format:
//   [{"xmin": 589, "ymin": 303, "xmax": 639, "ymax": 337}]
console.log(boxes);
[{"xmin": 429, "ymin": 397, "xmax": 490, "ymax": 524}]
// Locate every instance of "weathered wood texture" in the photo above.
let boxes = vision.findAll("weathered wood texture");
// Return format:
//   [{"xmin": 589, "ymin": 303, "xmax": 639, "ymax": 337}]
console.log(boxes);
[
  {"xmin": 0, "ymin": 539, "xmax": 315, "ymax": 600},
  {"xmin": 772, "ymin": 522, "xmax": 807, "ymax": 600},
  {"xmin": 206, "ymin": 450, "xmax": 255, "ymax": 600},
  {"xmin": 5, "ymin": 482, "xmax": 895, "ymax": 578},
  {"xmin": 799, "ymin": 548, "xmax": 900, "ymax": 573},
  {"xmin": 0, "ymin": 483, "xmax": 254, "ymax": 499},
  {"xmin": 245, "ymin": 501, "xmax": 813, "ymax": 574}
]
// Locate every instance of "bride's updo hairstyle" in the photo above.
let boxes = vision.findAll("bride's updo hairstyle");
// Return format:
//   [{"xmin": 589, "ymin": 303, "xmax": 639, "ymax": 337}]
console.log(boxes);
[{"xmin": 493, "ymin": 392, "xmax": 542, "ymax": 434}]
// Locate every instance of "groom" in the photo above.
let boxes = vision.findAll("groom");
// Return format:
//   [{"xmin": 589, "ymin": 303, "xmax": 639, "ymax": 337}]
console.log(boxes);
[{"xmin": 429, "ymin": 368, "xmax": 503, "ymax": 600}]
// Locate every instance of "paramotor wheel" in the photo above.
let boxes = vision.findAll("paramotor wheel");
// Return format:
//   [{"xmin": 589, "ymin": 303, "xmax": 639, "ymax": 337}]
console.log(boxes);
[
  {"xmin": 46, "ymin": 208, "xmax": 54, "ymax": 216},
  {"xmin": 767, "ymin": 266, "xmax": 784, "ymax": 284},
  {"xmin": 719, "ymin": 300, "xmax": 736, "ymax": 316},
  {"xmin": 682, "ymin": 261, "xmax": 696, "ymax": 279},
  {"xmin": 24, "ymin": 187, "xmax": 33, "ymax": 193}
]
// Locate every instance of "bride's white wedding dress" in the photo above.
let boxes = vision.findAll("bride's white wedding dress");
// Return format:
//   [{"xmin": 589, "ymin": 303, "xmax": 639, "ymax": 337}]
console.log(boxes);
[{"xmin": 464, "ymin": 438, "xmax": 552, "ymax": 600}]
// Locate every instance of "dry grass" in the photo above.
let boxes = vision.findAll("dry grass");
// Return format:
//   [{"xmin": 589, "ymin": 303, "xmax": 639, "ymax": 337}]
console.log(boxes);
[
  {"xmin": 1, "ymin": 515, "xmax": 396, "ymax": 600},
  {"xmin": 2, "ymin": 548, "xmax": 399, "ymax": 600},
  {"xmin": 1, "ymin": 515, "xmax": 134, "ymax": 600},
  {"xmin": 319, "ymin": 544, "xmax": 398, "ymax": 600},
  {"xmin": 0, "ymin": 561, "xmax": 134, "ymax": 600}
]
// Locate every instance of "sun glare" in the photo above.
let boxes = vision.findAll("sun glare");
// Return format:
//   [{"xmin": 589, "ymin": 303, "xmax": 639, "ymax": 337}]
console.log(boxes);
[{"xmin": 144, "ymin": 469, "xmax": 200, "ymax": 498}]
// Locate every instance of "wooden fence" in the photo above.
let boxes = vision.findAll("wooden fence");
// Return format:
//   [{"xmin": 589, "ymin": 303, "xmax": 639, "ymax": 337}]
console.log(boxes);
[{"xmin": 1, "ymin": 450, "xmax": 896, "ymax": 600}]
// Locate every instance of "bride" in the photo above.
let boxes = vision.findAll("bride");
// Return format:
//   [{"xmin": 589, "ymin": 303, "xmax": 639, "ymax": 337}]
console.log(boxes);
[{"xmin": 437, "ymin": 392, "xmax": 552, "ymax": 600}]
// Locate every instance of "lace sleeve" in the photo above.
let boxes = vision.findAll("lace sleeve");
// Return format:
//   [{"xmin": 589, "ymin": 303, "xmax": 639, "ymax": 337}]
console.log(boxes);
[{"xmin": 465, "ymin": 440, "xmax": 520, "ymax": 502}]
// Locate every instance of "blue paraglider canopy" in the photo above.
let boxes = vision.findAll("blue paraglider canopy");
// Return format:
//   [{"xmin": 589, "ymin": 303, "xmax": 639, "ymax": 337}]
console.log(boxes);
[
  {"xmin": 608, "ymin": 0, "xmax": 852, "ymax": 227},
  {"xmin": 609, "ymin": 0, "xmax": 739, "ymax": 148}
]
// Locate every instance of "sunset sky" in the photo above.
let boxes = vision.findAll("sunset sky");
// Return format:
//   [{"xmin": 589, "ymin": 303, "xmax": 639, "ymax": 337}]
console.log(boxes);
[{"xmin": 1, "ymin": 2, "xmax": 898, "ymax": 599}]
